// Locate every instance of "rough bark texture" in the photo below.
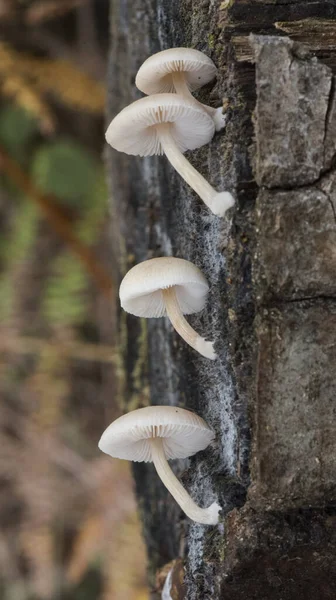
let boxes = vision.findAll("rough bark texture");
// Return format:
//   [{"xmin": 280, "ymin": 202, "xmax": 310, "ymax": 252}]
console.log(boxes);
[{"xmin": 106, "ymin": 2, "xmax": 336, "ymax": 599}]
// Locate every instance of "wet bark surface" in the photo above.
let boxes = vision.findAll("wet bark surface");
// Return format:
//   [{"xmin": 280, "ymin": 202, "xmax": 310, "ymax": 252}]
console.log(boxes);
[{"xmin": 106, "ymin": 2, "xmax": 336, "ymax": 598}]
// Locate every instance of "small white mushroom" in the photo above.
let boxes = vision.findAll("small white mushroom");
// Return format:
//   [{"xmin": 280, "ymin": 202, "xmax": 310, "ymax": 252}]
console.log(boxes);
[
  {"xmin": 98, "ymin": 406, "xmax": 221, "ymax": 525},
  {"xmin": 135, "ymin": 47, "xmax": 226, "ymax": 131},
  {"xmin": 105, "ymin": 94, "xmax": 234, "ymax": 217},
  {"xmin": 119, "ymin": 257, "xmax": 216, "ymax": 360},
  {"xmin": 162, "ymin": 568, "xmax": 173, "ymax": 600}
]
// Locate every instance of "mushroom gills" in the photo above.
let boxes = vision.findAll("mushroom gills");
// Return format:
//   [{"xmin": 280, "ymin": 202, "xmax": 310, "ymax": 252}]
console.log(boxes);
[
  {"xmin": 162, "ymin": 286, "xmax": 216, "ymax": 360},
  {"xmin": 171, "ymin": 71, "xmax": 226, "ymax": 132},
  {"xmin": 156, "ymin": 122, "xmax": 234, "ymax": 217},
  {"xmin": 150, "ymin": 436, "xmax": 220, "ymax": 525}
]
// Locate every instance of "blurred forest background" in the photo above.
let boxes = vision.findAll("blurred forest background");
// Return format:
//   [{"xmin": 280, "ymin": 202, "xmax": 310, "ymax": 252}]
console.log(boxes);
[{"xmin": 0, "ymin": 1, "xmax": 148, "ymax": 599}]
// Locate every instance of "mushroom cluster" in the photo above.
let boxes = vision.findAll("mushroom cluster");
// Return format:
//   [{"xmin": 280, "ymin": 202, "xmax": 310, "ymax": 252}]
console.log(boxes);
[
  {"xmin": 105, "ymin": 47, "xmax": 234, "ymax": 217},
  {"xmin": 100, "ymin": 48, "xmax": 226, "ymax": 527}
]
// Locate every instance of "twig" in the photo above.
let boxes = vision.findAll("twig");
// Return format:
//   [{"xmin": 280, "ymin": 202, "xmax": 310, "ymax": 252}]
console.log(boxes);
[{"xmin": 0, "ymin": 333, "xmax": 118, "ymax": 364}]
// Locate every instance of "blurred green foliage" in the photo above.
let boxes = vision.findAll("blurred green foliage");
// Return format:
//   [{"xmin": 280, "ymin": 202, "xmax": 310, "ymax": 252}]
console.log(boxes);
[
  {"xmin": 2, "ymin": 202, "xmax": 39, "ymax": 263},
  {"xmin": 0, "ymin": 105, "xmax": 38, "ymax": 159},
  {"xmin": 41, "ymin": 168, "xmax": 108, "ymax": 327},
  {"xmin": 32, "ymin": 140, "xmax": 97, "ymax": 206},
  {"xmin": 0, "ymin": 103, "xmax": 108, "ymax": 330},
  {"xmin": 76, "ymin": 169, "xmax": 108, "ymax": 243},
  {"xmin": 0, "ymin": 202, "xmax": 39, "ymax": 321},
  {"xmin": 42, "ymin": 254, "xmax": 88, "ymax": 327}
]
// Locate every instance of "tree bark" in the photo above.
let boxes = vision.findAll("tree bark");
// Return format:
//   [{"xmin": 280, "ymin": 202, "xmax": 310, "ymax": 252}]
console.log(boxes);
[{"xmin": 106, "ymin": 2, "xmax": 336, "ymax": 598}]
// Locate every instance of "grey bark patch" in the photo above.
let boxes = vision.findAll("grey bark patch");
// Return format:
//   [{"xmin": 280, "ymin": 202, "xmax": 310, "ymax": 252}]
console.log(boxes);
[
  {"xmin": 222, "ymin": 506, "xmax": 336, "ymax": 600},
  {"xmin": 255, "ymin": 187, "xmax": 336, "ymax": 301},
  {"xmin": 252, "ymin": 35, "xmax": 332, "ymax": 187},
  {"xmin": 324, "ymin": 77, "xmax": 336, "ymax": 169},
  {"xmin": 251, "ymin": 302, "xmax": 336, "ymax": 508},
  {"xmin": 319, "ymin": 163, "xmax": 336, "ymax": 218}
]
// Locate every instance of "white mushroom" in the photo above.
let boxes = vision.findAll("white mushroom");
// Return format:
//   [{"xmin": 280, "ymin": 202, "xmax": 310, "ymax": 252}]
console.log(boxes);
[
  {"xmin": 98, "ymin": 406, "xmax": 221, "ymax": 525},
  {"xmin": 162, "ymin": 568, "xmax": 173, "ymax": 600},
  {"xmin": 119, "ymin": 257, "xmax": 216, "ymax": 360},
  {"xmin": 135, "ymin": 47, "xmax": 226, "ymax": 131},
  {"xmin": 105, "ymin": 94, "xmax": 234, "ymax": 217}
]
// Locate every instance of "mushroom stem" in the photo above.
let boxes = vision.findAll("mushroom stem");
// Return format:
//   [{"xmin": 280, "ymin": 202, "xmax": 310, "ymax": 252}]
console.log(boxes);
[
  {"xmin": 162, "ymin": 287, "xmax": 216, "ymax": 360},
  {"xmin": 156, "ymin": 122, "xmax": 234, "ymax": 217},
  {"xmin": 150, "ymin": 437, "xmax": 220, "ymax": 525},
  {"xmin": 171, "ymin": 72, "xmax": 226, "ymax": 132}
]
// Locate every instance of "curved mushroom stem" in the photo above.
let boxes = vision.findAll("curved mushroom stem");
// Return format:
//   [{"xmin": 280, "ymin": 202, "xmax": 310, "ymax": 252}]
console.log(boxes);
[
  {"xmin": 162, "ymin": 287, "xmax": 216, "ymax": 360},
  {"xmin": 150, "ymin": 437, "xmax": 221, "ymax": 525},
  {"xmin": 156, "ymin": 122, "xmax": 234, "ymax": 217},
  {"xmin": 172, "ymin": 72, "xmax": 226, "ymax": 132}
]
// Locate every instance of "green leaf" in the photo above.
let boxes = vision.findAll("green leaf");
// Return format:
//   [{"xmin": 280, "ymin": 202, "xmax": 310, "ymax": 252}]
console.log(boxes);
[
  {"xmin": 42, "ymin": 254, "xmax": 89, "ymax": 327},
  {"xmin": 31, "ymin": 140, "xmax": 97, "ymax": 206},
  {"xmin": 76, "ymin": 167, "xmax": 108, "ymax": 243},
  {"xmin": 2, "ymin": 203, "xmax": 39, "ymax": 263},
  {"xmin": 0, "ymin": 105, "xmax": 38, "ymax": 157},
  {"xmin": 0, "ymin": 277, "xmax": 14, "ymax": 322},
  {"xmin": 0, "ymin": 202, "xmax": 39, "ymax": 321}
]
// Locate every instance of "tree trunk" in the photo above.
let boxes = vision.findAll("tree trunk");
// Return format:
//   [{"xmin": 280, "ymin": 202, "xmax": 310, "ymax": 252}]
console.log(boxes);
[{"xmin": 106, "ymin": 1, "xmax": 336, "ymax": 598}]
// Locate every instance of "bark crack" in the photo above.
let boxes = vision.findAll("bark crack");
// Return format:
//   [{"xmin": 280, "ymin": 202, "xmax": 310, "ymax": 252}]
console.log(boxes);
[
  {"xmin": 323, "ymin": 75, "xmax": 336, "ymax": 167},
  {"xmin": 259, "ymin": 155, "xmax": 336, "ymax": 193},
  {"xmin": 263, "ymin": 294, "xmax": 336, "ymax": 308},
  {"xmin": 326, "ymin": 190, "xmax": 336, "ymax": 224},
  {"xmin": 261, "ymin": 159, "xmax": 336, "ymax": 194}
]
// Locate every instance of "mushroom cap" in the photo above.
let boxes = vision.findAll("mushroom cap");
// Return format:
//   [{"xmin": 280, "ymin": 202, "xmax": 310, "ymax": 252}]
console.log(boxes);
[
  {"xmin": 119, "ymin": 257, "xmax": 209, "ymax": 318},
  {"xmin": 105, "ymin": 94, "xmax": 214, "ymax": 157},
  {"xmin": 98, "ymin": 405, "xmax": 215, "ymax": 462},
  {"xmin": 135, "ymin": 48, "xmax": 217, "ymax": 95}
]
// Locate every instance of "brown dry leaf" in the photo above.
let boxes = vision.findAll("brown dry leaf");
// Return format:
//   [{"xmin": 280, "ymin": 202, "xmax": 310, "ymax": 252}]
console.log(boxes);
[
  {"xmin": 0, "ymin": 41, "xmax": 55, "ymax": 130},
  {"xmin": 13, "ymin": 47, "xmax": 105, "ymax": 114},
  {"xmin": 0, "ymin": 74, "xmax": 55, "ymax": 133},
  {"xmin": 0, "ymin": 41, "xmax": 105, "ymax": 116},
  {"xmin": 30, "ymin": 59, "xmax": 106, "ymax": 114}
]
